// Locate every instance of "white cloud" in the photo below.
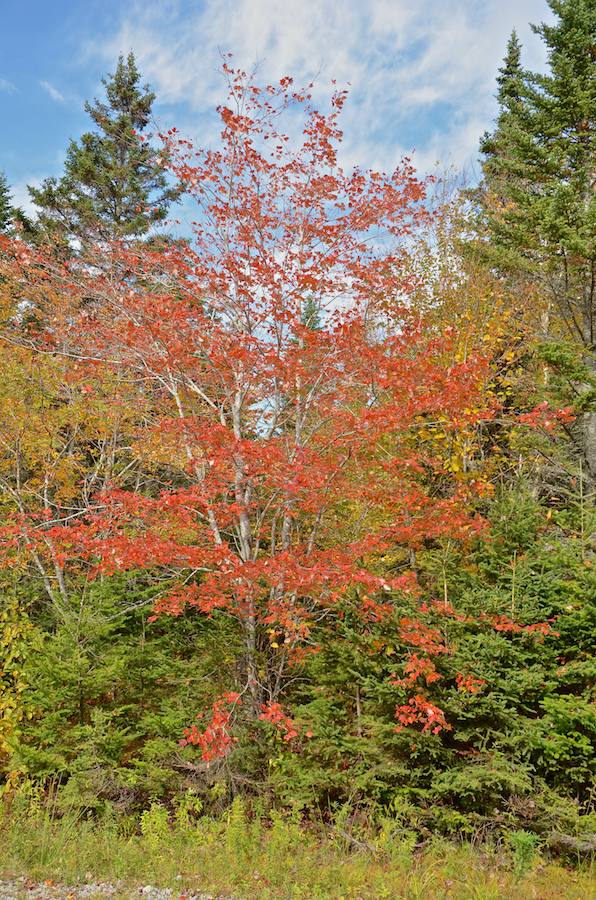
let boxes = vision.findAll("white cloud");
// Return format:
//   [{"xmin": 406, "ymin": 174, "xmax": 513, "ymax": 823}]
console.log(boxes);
[
  {"xmin": 10, "ymin": 176, "xmax": 39, "ymax": 215},
  {"xmin": 40, "ymin": 81, "xmax": 67, "ymax": 104},
  {"xmin": 10, "ymin": 148, "xmax": 67, "ymax": 215},
  {"xmin": 0, "ymin": 78, "xmax": 17, "ymax": 94},
  {"xmin": 85, "ymin": 0, "xmax": 557, "ymax": 177}
]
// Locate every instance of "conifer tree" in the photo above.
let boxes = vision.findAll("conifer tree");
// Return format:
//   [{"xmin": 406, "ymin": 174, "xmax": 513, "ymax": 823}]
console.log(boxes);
[
  {"xmin": 478, "ymin": 30, "xmax": 525, "ymax": 200},
  {"xmin": 479, "ymin": 2, "xmax": 596, "ymax": 337},
  {"xmin": 0, "ymin": 171, "xmax": 35, "ymax": 239},
  {"xmin": 29, "ymin": 52, "xmax": 179, "ymax": 240},
  {"xmin": 0, "ymin": 170, "xmax": 14, "ymax": 234},
  {"xmin": 477, "ymin": 0, "xmax": 596, "ymax": 473}
]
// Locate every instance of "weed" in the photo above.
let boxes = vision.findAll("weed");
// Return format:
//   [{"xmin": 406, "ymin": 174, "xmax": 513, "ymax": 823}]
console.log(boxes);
[
  {"xmin": 404, "ymin": 867, "xmax": 440, "ymax": 900},
  {"xmin": 0, "ymin": 799, "xmax": 592, "ymax": 900},
  {"xmin": 507, "ymin": 828, "xmax": 541, "ymax": 878},
  {"xmin": 140, "ymin": 803, "xmax": 169, "ymax": 853}
]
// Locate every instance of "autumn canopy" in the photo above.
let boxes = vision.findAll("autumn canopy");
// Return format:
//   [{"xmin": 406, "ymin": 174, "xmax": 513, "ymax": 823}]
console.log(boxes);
[{"xmin": 0, "ymin": 66, "xmax": 503, "ymax": 757}]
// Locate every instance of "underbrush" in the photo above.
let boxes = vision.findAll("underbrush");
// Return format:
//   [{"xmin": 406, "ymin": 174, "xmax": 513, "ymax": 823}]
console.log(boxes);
[{"xmin": 0, "ymin": 792, "xmax": 595, "ymax": 899}]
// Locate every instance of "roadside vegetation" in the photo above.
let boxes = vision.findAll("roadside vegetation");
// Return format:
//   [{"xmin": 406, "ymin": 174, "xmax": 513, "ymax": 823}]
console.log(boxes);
[{"xmin": 3, "ymin": 3, "xmax": 596, "ymax": 896}]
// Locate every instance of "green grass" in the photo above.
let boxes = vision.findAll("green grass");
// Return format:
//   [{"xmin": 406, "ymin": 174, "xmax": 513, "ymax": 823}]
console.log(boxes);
[{"xmin": 0, "ymin": 797, "xmax": 595, "ymax": 900}]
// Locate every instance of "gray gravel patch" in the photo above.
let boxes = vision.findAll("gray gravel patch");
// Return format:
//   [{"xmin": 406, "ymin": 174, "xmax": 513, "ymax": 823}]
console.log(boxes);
[{"xmin": 0, "ymin": 881, "xmax": 223, "ymax": 900}]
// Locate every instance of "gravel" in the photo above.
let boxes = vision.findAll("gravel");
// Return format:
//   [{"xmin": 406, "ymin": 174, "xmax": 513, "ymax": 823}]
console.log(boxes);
[{"xmin": 0, "ymin": 880, "xmax": 224, "ymax": 900}]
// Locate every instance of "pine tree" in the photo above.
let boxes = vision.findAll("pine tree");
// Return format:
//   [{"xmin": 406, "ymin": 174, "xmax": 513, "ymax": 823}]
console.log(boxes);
[{"xmin": 29, "ymin": 52, "xmax": 180, "ymax": 240}]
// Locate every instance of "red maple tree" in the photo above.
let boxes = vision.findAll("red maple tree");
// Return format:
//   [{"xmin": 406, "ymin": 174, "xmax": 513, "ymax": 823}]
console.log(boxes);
[{"xmin": 0, "ymin": 67, "xmax": 494, "ymax": 751}]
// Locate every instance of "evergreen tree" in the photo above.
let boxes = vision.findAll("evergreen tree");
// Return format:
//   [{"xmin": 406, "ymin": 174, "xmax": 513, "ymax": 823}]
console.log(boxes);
[
  {"xmin": 0, "ymin": 171, "xmax": 35, "ymax": 239},
  {"xmin": 479, "ymin": 2, "xmax": 596, "ymax": 338},
  {"xmin": 301, "ymin": 294, "xmax": 322, "ymax": 330},
  {"xmin": 480, "ymin": 29, "xmax": 524, "ymax": 152},
  {"xmin": 478, "ymin": 31, "xmax": 526, "ymax": 201},
  {"xmin": 477, "ymin": 0, "xmax": 596, "ymax": 473},
  {"xmin": 0, "ymin": 170, "xmax": 14, "ymax": 234},
  {"xmin": 29, "ymin": 52, "xmax": 180, "ymax": 240}
]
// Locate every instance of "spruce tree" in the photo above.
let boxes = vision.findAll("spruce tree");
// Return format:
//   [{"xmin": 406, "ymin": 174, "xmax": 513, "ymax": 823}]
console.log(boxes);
[
  {"xmin": 479, "ymin": 2, "xmax": 596, "ymax": 338},
  {"xmin": 29, "ymin": 52, "xmax": 179, "ymax": 240},
  {"xmin": 478, "ymin": 31, "xmax": 526, "ymax": 200},
  {"xmin": 480, "ymin": 30, "xmax": 524, "ymax": 151},
  {"xmin": 477, "ymin": 0, "xmax": 596, "ymax": 473},
  {"xmin": 0, "ymin": 171, "xmax": 35, "ymax": 239},
  {"xmin": 0, "ymin": 170, "xmax": 13, "ymax": 234}
]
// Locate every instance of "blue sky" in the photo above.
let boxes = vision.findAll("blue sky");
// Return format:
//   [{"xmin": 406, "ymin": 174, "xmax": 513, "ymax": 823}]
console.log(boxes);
[{"xmin": 1, "ymin": 0, "xmax": 555, "ymax": 215}]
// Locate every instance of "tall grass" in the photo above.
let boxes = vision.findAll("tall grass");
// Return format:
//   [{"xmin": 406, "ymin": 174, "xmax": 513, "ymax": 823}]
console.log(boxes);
[{"xmin": 0, "ymin": 794, "xmax": 594, "ymax": 899}]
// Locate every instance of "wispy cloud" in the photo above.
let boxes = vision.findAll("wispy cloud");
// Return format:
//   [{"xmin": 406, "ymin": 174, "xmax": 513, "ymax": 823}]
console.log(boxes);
[
  {"xmin": 9, "ymin": 175, "xmax": 39, "ymax": 215},
  {"xmin": 87, "ymin": 0, "xmax": 556, "ymax": 176},
  {"xmin": 0, "ymin": 78, "xmax": 17, "ymax": 94},
  {"xmin": 40, "ymin": 81, "xmax": 66, "ymax": 104}
]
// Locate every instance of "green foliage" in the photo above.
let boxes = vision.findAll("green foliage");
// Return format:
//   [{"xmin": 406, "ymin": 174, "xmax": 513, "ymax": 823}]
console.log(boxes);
[
  {"xmin": 0, "ymin": 171, "xmax": 34, "ymax": 238},
  {"xmin": 10, "ymin": 573, "xmax": 241, "ymax": 810},
  {"xmin": 140, "ymin": 802, "xmax": 169, "ymax": 851},
  {"xmin": 476, "ymin": 0, "xmax": 596, "ymax": 358},
  {"xmin": 422, "ymin": 486, "xmax": 596, "ymax": 813},
  {"xmin": 0, "ymin": 171, "xmax": 14, "ymax": 234},
  {"xmin": 29, "ymin": 52, "xmax": 180, "ymax": 240},
  {"xmin": 507, "ymin": 829, "xmax": 541, "ymax": 878},
  {"xmin": 7, "ymin": 20, "xmax": 596, "ymax": 858},
  {"xmin": 478, "ymin": 29, "xmax": 525, "ymax": 186},
  {"xmin": 0, "ymin": 795, "xmax": 593, "ymax": 899},
  {"xmin": 0, "ymin": 592, "xmax": 36, "ymax": 785},
  {"xmin": 260, "ymin": 484, "xmax": 596, "ymax": 831}
]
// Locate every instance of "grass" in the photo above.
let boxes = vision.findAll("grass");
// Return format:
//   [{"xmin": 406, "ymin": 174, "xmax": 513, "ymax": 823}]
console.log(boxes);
[{"xmin": 0, "ymin": 796, "xmax": 595, "ymax": 900}]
